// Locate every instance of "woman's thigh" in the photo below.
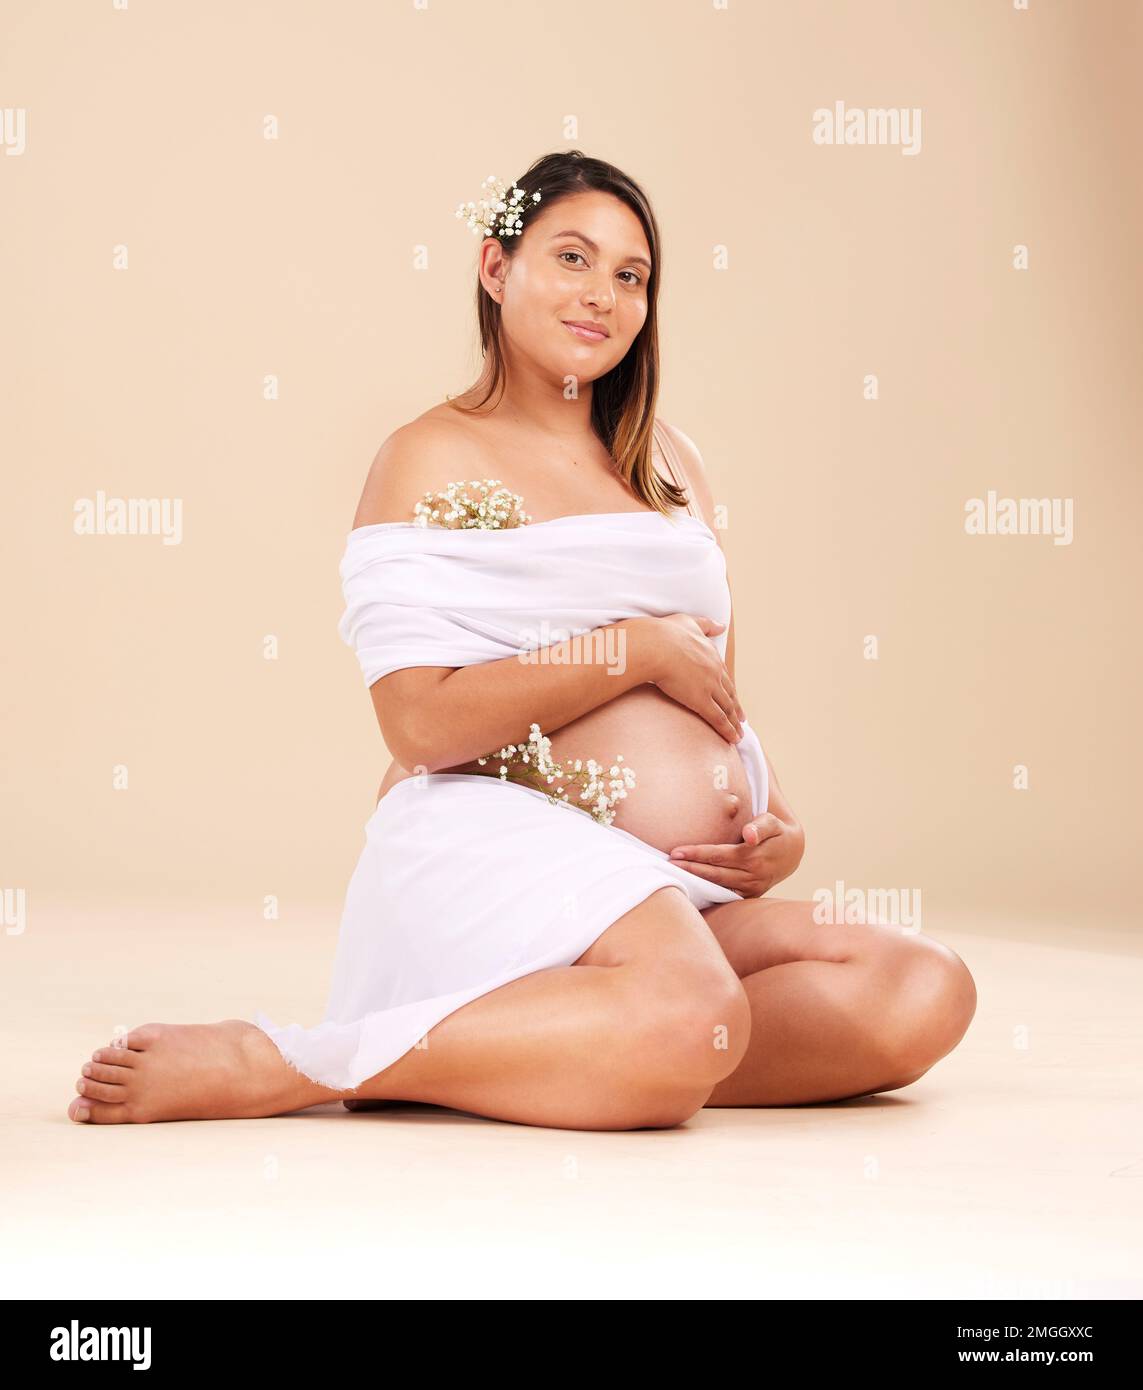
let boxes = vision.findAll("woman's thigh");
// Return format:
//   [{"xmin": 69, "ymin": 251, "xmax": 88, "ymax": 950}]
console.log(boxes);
[
  {"xmin": 700, "ymin": 893, "xmax": 967, "ymax": 980},
  {"xmin": 571, "ymin": 886, "xmax": 754, "ymax": 1083},
  {"xmin": 572, "ymin": 888, "xmax": 922, "ymax": 980},
  {"xmin": 572, "ymin": 885, "xmax": 740, "ymax": 987},
  {"xmin": 698, "ymin": 895, "xmax": 978, "ymax": 1091}
]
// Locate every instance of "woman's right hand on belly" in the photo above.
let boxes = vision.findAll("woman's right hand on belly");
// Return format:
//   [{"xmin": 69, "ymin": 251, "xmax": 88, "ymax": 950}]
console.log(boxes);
[{"xmin": 631, "ymin": 614, "xmax": 745, "ymax": 744}]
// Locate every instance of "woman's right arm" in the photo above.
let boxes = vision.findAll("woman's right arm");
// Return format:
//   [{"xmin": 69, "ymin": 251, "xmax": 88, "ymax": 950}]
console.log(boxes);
[
  {"xmin": 373, "ymin": 615, "xmax": 710, "ymax": 773},
  {"xmin": 355, "ymin": 425, "xmax": 744, "ymax": 773}
]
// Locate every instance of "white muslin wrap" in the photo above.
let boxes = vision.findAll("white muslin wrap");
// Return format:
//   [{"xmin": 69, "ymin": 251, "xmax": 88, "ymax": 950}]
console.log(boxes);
[{"xmin": 253, "ymin": 510, "xmax": 770, "ymax": 1091}]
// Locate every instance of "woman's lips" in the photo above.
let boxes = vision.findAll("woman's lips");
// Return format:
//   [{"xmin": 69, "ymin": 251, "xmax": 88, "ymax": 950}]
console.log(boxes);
[{"xmin": 563, "ymin": 321, "xmax": 609, "ymax": 342}]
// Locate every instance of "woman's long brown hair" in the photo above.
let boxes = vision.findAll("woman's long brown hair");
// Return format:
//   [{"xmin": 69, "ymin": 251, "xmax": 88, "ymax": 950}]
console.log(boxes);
[{"xmin": 448, "ymin": 149, "xmax": 688, "ymax": 516}]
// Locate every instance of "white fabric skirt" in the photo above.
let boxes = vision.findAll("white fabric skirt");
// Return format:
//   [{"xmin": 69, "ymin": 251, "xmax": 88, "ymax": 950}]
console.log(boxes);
[{"xmin": 253, "ymin": 722, "xmax": 769, "ymax": 1092}]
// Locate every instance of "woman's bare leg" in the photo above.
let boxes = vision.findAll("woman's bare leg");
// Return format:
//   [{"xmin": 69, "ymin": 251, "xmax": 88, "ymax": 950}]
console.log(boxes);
[
  {"xmin": 66, "ymin": 888, "xmax": 752, "ymax": 1132},
  {"xmin": 341, "ymin": 886, "xmax": 752, "ymax": 1128},
  {"xmin": 697, "ymin": 896, "xmax": 978, "ymax": 1106}
]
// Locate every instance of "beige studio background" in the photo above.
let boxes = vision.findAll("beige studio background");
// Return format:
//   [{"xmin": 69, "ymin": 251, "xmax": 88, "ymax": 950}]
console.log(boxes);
[{"xmin": 2, "ymin": 0, "xmax": 1140, "ymax": 947}]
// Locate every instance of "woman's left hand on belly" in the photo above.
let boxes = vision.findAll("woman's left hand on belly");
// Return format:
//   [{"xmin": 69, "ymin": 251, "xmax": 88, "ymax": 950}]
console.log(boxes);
[{"xmin": 668, "ymin": 812, "xmax": 805, "ymax": 898}]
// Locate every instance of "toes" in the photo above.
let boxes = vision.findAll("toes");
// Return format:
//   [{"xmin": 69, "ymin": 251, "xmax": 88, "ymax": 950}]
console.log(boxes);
[
  {"xmin": 98, "ymin": 1024, "xmax": 158, "ymax": 1056},
  {"xmin": 122, "ymin": 1023, "xmax": 161, "ymax": 1049},
  {"xmin": 76, "ymin": 1076, "xmax": 126, "ymax": 1103},
  {"xmin": 84, "ymin": 1061, "xmax": 133, "ymax": 1084},
  {"xmin": 68, "ymin": 1095, "xmax": 129, "ymax": 1124},
  {"xmin": 68, "ymin": 1027, "xmax": 158, "ymax": 1124}
]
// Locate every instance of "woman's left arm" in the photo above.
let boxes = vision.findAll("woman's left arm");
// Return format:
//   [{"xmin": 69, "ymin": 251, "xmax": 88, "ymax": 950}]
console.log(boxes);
[
  {"xmin": 723, "ymin": 570, "xmax": 805, "ymax": 878},
  {"xmin": 665, "ymin": 423, "xmax": 805, "ymax": 892}
]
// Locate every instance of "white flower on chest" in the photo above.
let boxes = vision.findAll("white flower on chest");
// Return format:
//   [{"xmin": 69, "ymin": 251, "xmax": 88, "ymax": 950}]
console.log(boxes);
[{"xmin": 413, "ymin": 479, "xmax": 531, "ymax": 530}]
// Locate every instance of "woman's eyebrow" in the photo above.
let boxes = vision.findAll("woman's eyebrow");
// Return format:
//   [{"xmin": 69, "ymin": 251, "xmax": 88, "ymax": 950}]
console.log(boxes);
[{"xmin": 548, "ymin": 229, "xmax": 652, "ymax": 273}]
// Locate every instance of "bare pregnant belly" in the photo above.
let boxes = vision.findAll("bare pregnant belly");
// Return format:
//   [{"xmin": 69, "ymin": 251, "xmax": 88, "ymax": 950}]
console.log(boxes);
[{"xmin": 414, "ymin": 686, "xmax": 756, "ymax": 854}]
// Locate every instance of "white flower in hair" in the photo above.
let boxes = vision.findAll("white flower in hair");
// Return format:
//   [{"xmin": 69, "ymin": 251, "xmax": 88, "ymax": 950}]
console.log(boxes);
[{"xmin": 455, "ymin": 173, "xmax": 542, "ymax": 238}]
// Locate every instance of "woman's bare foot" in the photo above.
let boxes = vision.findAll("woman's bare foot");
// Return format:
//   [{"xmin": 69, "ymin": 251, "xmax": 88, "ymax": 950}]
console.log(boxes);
[{"xmin": 65, "ymin": 1019, "xmax": 341, "ymax": 1124}]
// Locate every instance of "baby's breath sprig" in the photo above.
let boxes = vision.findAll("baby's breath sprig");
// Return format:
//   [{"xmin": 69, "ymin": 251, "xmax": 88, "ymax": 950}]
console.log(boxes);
[
  {"xmin": 477, "ymin": 722, "xmax": 636, "ymax": 827},
  {"xmin": 412, "ymin": 478, "xmax": 531, "ymax": 530},
  {"xmin": 455, "ymin": 174, "xmax": 542, "ymax": 239}
]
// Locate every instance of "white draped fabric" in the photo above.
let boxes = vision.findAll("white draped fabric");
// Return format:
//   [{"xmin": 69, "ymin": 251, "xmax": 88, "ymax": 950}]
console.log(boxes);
[{"xmin": 253, "ymin": 510, "xmax": 769, "ymax": 1092}]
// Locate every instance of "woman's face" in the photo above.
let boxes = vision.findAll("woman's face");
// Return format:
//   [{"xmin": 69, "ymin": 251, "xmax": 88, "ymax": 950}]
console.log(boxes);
[{"xmin": 486, "ymin": 190, "xmax": 652, "ymax": 384}]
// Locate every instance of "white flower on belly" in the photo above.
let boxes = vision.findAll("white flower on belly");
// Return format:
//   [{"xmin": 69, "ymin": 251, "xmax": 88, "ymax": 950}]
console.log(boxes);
[{"xmin": 476, "ymin": 722, "xmax": 636, "ymax": 826}]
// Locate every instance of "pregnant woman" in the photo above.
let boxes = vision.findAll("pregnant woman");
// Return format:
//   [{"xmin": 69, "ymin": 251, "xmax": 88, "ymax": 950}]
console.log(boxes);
[{"xmin": 66, "ymin": 151, "xmax": 976, "ymax": 1131}]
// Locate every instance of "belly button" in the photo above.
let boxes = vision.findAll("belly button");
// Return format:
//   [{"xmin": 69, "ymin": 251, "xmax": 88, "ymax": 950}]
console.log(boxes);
[{"xmin": 725, "ymin": 793, "xmax": 740, "ymax": 818}]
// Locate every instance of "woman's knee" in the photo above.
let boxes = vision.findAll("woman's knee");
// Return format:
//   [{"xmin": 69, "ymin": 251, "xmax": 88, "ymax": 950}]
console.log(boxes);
[
  {"xmin": 629, "ymin": 961, "xmax": 753, "ymax": 1090},
  {"xmin": 622, "ymin": 1081, "xmax": 718, "ymax": 1130},
  {"xmin": 589, "ymin": 886, "xmax": 753, "ymax": 1098},
  {"xmin": 876, "ymin": 938, "xmax": 978, "ymax": 1083}
]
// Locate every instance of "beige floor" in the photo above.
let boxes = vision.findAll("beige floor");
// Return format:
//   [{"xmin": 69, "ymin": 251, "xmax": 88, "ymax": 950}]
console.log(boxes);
[{"xmin": 3, "ymin": 901, "xmax": 1140, "ymax": 1300}]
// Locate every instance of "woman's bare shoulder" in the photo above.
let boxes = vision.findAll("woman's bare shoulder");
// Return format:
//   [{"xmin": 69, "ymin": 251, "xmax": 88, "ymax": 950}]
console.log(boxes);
[
  {"xmin": 350, "ymin": 405, "xmax": 487, "ymax": 529},
  {"xmin": 657, "ymin": 418, "xmax": 718, "ymax": 525}
]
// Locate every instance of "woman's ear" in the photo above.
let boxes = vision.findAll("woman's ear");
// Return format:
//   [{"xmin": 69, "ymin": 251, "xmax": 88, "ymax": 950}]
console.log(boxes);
[{"xmin": 478, "ymin": 237, "xmax": 508, "ymax": 300}]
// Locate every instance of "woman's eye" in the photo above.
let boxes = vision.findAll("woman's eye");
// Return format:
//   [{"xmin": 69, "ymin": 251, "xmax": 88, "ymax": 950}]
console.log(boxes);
[{"xmin": 559, "ymin": 251, "xmax": 642, "ymax": 286}]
